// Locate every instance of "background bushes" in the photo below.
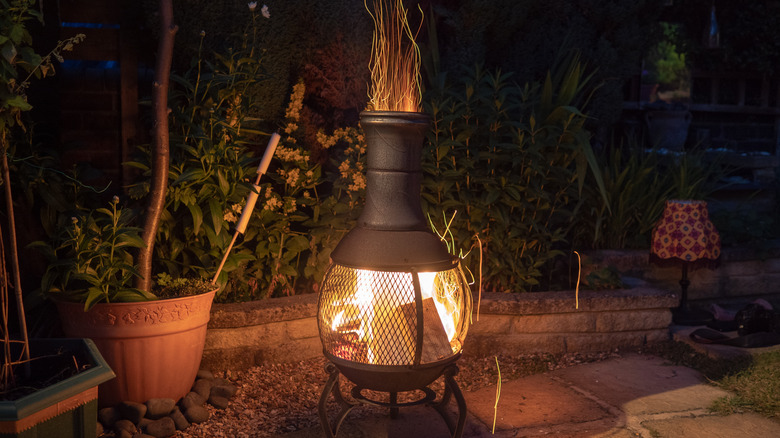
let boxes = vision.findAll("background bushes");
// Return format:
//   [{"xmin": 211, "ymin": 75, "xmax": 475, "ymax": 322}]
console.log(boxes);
[{"xmin": 21, "ymin": 0, "xmax": 738, "ymax": 301}]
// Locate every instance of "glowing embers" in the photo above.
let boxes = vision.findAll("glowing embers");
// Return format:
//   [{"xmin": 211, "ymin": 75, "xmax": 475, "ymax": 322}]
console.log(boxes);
[{"xmin": 318, "ymin": 264, "xmax": 470, "ymax": 366}]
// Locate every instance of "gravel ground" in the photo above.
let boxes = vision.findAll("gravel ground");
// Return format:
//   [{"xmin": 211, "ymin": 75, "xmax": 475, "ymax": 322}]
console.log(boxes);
[{"xmin": 176, "ymin": 350, "xmax": 621, "ymax": 438}]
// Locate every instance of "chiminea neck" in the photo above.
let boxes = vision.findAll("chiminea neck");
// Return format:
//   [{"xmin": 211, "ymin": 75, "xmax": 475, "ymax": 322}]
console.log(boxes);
[
  {"xmin": 357, "ymin": 111, "xmax": 429, "ymax": 232},
  {"xmin": 329, "ymin": 111, "xmax": 454, "ymax": 271}
]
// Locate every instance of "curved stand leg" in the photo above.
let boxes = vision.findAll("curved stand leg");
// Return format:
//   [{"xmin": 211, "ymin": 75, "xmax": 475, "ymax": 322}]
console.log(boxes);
[
  {"xmin": 430, "ymin": 365, "xmax": 467, "ymax": 438},
  {"xmin": 319, "ymin": 363, "xmax": 357, "ymax": 438}
]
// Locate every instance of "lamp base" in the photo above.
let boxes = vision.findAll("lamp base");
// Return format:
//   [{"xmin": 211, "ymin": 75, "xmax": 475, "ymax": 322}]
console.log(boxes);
[{"xmin": 672, "ymin": 307, "xmax": 713, "ymax": 326}]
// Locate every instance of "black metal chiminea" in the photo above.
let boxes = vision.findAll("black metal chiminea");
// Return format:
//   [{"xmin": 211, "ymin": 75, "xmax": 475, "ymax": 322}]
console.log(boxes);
[{"xmin": 317, "ymin": 111, "xmax": 472, "ymax": 438}]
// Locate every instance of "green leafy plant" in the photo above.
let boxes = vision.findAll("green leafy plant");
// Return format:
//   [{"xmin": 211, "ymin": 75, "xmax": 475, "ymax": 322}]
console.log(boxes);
[
  {"xmin": 31, "ymin": 196, "xmax": 154, "ymax": 310},
  {"xmin": 127, "ymin": 26, "xmax": 268, "ymax": 285},
  {"xmin": 1, "ymin": 0, "xmax": 83, "ymax": 387},
  {"xmin": 421, "ymin": 55, "xmax": 605, "ymax": 292},
  {"xmin": 572, "ymin": 138, "xmax": 729, "ymax": 250}
]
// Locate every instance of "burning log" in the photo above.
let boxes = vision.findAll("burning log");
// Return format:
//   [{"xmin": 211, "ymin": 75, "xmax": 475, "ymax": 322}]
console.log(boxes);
[
  {"xmin": 398, "ymin": 297, "xmax": 453, "ymax": 363},
  {"xmin": 420, "ymin": 298, "xmax": 455, "ymax": 362}
]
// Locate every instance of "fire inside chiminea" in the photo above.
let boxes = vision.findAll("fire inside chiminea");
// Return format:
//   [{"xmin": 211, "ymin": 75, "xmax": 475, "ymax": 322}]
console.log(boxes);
[{"xmin": 316, "ymin": 2, "xmax": 472, "ymax": 438}]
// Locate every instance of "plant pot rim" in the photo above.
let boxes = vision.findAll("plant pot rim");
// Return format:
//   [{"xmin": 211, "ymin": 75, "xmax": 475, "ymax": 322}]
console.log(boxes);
[{"xmin": 53, "ymin": 287, "xmax": 218, "ymax": 311}]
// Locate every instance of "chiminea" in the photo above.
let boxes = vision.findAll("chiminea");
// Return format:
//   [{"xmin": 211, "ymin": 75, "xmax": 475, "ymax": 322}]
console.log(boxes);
[{"xmin": 317, "ymin": 111, "xmax": 472, "ymax": 438}]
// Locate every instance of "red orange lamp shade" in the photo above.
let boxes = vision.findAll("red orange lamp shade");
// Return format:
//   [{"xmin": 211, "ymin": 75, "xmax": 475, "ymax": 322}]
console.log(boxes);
[{"xmin": 651, "ymin": 200, "xmax": 721, "ymax": 325}]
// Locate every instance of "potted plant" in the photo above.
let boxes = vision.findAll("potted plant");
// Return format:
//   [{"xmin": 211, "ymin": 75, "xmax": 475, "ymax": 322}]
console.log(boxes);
[
  {"xmin": 33, "ymin": 196, "xmax": 218, "ymax": 408},
  {"xmin": 1, "ymin": 1, "xmax": 114, "ymax": 435},
  {"xmin": 27, "ymin": 0, "xmax": 226, "ymax": 408},
  {"xmin": 643, "ymin": 21, "xmax": 692, "ymax": 151}
]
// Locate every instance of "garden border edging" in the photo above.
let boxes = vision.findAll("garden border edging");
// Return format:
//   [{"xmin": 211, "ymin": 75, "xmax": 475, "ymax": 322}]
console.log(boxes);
[{"xmin": 200, "ymin": 287, "xmax": 677, "ymax": 372}]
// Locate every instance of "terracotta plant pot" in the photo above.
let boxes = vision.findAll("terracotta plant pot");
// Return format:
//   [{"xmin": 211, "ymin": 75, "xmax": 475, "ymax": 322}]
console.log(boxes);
[{"xmin": 55, "ymin": 289, "xmax": 217, "ymax": 407}]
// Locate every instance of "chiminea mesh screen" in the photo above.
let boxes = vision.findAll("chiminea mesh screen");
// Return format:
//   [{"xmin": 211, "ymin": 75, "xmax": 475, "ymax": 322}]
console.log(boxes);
[{"xmin": 318, "ymin": 263, "xmax": 470, "ymax": 367}]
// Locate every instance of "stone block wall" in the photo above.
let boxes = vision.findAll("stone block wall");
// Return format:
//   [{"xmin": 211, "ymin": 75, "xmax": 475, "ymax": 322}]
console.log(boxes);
[
  {"xmin": 202, "ymin": 294, "xmax": 321, "ymax": 371},
  {"xmin": 585, "ymin": 242, "xmax": 780, "ymax": 306},
  {"xmin": 466, "ymin": 288, "xmax": 675, "ymax": 357},
  {"xmin": 200, "ymin": 287, "xmax": 677, "ymax": 372}
]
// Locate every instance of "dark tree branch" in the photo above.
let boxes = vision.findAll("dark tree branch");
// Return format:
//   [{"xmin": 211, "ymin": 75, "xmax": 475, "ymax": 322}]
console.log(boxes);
[{"xmin": 137, "ymin": 0, "xmax": 177, "ymax": 291}]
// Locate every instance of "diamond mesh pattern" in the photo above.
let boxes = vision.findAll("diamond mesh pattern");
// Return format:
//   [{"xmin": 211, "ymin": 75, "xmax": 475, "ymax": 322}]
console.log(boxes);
[{"xmin": 318, "ymin": 263, "xmax": 471, "ymax": 366}]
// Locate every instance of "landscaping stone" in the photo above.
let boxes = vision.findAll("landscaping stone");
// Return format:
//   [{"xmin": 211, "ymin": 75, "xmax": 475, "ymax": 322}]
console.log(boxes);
[
  {"xmin": 210, "ymin": 383, "xmax": 237, "ymax": 399},
  {"xmin": 183, "ymin": 404, "xmax": 210, "ymax": 423},
  {"xmin": 212, "ymin": 377, "xmax": 231, "ymax": 387},
  {"xmin": 114, "ymin": 418, "xmax": 137, "ymax": 435},
  {"xmin": 192, "ymin": 378, "xmax": 213, "ymax": 399},
  {"xmin": 96, "ymin": 369, "xmax": 239, "ymax": 436},
  {"xmin": 145, "ymin": 397, "xmax": 176, "ymax": 419},
  {"xmin": 180, "ymin": 391, "xmax": 206, "ymax": 410},
  {"xmin": 208, "ymin": 394, "xmax": 230, "ymax": 410},
  {"xmin": 99, "ymin": 406, "xmax": 121, "ymax": 427},
  {"xmin": 96, "ymin": 421, "xmax": 104, "ymax": 437},
  {"xmin": 145, "ymin": 417, "xmax": 176, "ymax": 438},
  {"xmin": 170, "ymin": 406, "xmax": 190, "ymax": 430},
  {"xmin": 196, "ymin": 369, "xmax": 214, "ymax": 380},
  {"xmin": 118, "ymin": 401, "xmax": 147, "ymax": 423},
  {"xmin": 137, "ymin": 417, "xmax": 153, "ymax": 430}
]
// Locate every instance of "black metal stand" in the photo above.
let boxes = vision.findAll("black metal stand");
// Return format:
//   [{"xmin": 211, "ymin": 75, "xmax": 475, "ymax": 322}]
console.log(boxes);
[
  {"xmin": 318, "ymin": 363, "xmax": 467, "ymax": 438},
  {"xmin": 672, "ymin": 262, "xmax": 713, "ymax": 326}
]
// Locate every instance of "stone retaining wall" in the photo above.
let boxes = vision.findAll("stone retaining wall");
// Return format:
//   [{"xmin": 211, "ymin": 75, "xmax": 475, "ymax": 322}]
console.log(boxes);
[
  {"xmin": 584, "ymin": 242, "xmax": 780, "ymax": 305},
  {"xmin": 200, "ymin": 287, "xmax": 677, "ymax": 372}
]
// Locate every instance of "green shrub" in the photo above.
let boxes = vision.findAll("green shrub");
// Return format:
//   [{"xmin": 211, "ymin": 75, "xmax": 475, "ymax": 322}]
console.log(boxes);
[
  {"xmin": 421, "ymin": 56, "xmax": 603, "ymax": 292},
  {"xmin": 571, "ymin": 138, "xmax": 728, "ymax": 250},
  {"xmin": 31, "ymin": 196, "xmax": 154, "ymax": 310},
  {"xmin": 429, "ymin": 0, "xmax": 663, "ymax": 140}
]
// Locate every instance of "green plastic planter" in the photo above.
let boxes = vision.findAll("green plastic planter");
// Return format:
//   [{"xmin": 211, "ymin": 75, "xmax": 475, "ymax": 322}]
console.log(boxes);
[{"xmin": 0, "ymin": 339, "xmax": 115, "ymax": 438}]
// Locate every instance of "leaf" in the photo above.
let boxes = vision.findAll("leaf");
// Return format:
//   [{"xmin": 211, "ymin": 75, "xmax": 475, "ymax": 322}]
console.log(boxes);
[
  {"xmin": 188, "ymin": 203, "xmax": 204, "ymax": 235},
  {"xmin": 4, "ymin": 94, "xmax": 32, "ymax": 111},
  {"xmin": 9, "ymin": 24, "xmax": 26, "ymax": 45},
  {"xmin": 209, "ymin": 199, "xmax": 224, "ymax": 237}
]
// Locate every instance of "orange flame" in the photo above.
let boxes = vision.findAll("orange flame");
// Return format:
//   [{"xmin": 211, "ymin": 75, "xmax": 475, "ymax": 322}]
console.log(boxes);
[
  {"xmin": 327, "ymin": 269, "xmax": 466, "ymax": 365},
  {"xmin": 365, "ymin": 0, "xmax": 422, "ymax": 112}
]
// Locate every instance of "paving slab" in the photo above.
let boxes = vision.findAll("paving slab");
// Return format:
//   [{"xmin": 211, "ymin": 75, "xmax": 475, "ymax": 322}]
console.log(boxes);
[
  {"xmin": 466, "ymin": 374, "xmax": 618, "ymax": 436},
  {"xmin": 550, "ymin": 354, "xmax": 730, "ymax": 415},
  {"xmin": 642, "ymin": 412, "xmax": 780, "ymax": 438},
  {"xmin": 274, "ymin": 353, "xmax": 779, "ymax": 438}
]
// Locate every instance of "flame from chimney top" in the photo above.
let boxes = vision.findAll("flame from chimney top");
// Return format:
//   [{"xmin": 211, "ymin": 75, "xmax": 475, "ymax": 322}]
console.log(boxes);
[{"xmin": 365, "ymin": 0, "xmax": 422, "ymax": 112}]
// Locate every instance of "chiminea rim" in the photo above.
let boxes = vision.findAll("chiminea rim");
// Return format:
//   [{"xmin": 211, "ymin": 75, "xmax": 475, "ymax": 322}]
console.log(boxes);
[{"xmin": 324, "ymin": 350, "xmax": 461, "ymax": 393}]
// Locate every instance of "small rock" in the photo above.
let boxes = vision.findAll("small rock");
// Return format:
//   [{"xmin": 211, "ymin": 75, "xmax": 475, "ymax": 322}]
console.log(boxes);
[
  {"xmin": 210, "ymin": 384, "xmax": 237, "ymax": 399},
  {"xmin": 138, "ymin": 417, "xmax": 153, "ymax": 430},
  {"xmin": 170, "ymin": 406, "xmax": 190, "ymax": 430},
  {"xmin": 132, "ymin": 434, "xmax": 155, "ymax": 438},
  {"xmin": 208, "ymin": 394, "xmax": 230, "ymax": 410},
  {"xmin": 212, "ymin": 377, "xmax": 231, "ymax": 387},
  {"xmin": 117, "ymin": 430, "xmax": 132, "ymax": 438},
  {"xmin": 192, "ymin": 378, "xmax": 213, "ymax": 399},
  {"xmin": 145, "ymin": 417, "xmax": 176, "ymax": 438},
  {"xmin": 145, "ymin": 398, "xmax": 176, "ymax": 419},
  {"xmin": 96, "ymin": 421, "xmax": 104, "ymax": 436},
  {"xmin": 114, "ymin": 418, "xmax": 137, "ymax": 435},
  {"xmin": 180, "ymin": 391, "xmax": 206, "ymax": 410},
  {"xmin": 99, "ymin": 406, "xmax": 121, "ymax": 427},
  {"xmin": 183, "ymin": 405, "xmax": 210, "ymax": 423},
  {"xmin": 118, "ymin": 401, "xmax": 147, "ymax": 423},
  {"xmin": 196, "ymin": 369, "xmax": 214, "ymax": 380}
]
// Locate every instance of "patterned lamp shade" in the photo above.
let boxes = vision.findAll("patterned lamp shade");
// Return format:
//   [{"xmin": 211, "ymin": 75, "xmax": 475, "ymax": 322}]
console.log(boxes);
[{"xmin": 651, "ymin": 200, "xmax": 721, "ymax": 264}]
